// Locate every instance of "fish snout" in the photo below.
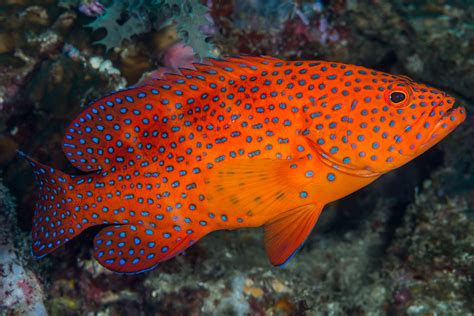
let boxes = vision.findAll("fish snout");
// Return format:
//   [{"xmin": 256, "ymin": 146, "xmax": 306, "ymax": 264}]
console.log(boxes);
[{"xmin": 419, "ymin": 98, "xmax": 466, "ymax": 152}]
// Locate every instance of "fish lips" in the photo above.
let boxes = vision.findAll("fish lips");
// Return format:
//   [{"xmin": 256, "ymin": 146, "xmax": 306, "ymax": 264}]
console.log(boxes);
[{"xmin": 418, "ymin": 104, "xmax": 467, "ymax": 153}]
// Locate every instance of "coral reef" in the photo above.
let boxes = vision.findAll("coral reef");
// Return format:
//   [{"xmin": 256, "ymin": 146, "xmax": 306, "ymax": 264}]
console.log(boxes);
[
  {"xmin": 0, "ymin": 180, "xmax": 47, "ymax": 315},
  {"xmin": 138, "ymin": 42, "xmax": 197, "ymax": 83},
  {"xmin": 0, "ymin": 0, "xmax": 472, "ymax": 314},
  {"xmin": 86, "ymin": 0, "xmax": 215, "ymax": 58},
  {"xmin": 384, "ymin": 178, "xmax": 473, "ymax": 314}
]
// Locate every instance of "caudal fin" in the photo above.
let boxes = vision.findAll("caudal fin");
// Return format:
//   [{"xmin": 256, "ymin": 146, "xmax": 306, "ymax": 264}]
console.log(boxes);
[{"xmin": 20, "ymin": 152, "xmax": 87, "ymax": 259}]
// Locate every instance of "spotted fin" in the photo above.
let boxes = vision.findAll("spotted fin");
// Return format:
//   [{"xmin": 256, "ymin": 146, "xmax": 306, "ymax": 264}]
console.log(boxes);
[
  {"xmin": 206, "ymin": 56, "xmax": 282, "ymax": 70},
  {"xmin": 19, "ymin": 153, "xmax": 92, "ymax": 258},
  {"xmin": 189, "ymin": 56, "xmax": 282, "ymax": 79},
  {"xmin": 92, "ymin": 224, "xmax": 204, "ymax": 274},
  {"xmin": 61, "ymin": 86, "xmax": 156, "ymax": 171},
  {"xmin": 264, "ymin": 204, "xmax": 323, "ymax": 266},
  {"xmin": 62, "ymin": 56, "xmax": 287, "ymax": 172}
]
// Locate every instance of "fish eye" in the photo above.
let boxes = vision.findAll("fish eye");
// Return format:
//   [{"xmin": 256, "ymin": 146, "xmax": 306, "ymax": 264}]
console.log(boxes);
[
  {"xmin": 385, "ymin": 89, "xmax": 410, "ymax": 108},
  {"xmin": 390, "ymin": 91, "xmax": 406, "ymax": 104}
]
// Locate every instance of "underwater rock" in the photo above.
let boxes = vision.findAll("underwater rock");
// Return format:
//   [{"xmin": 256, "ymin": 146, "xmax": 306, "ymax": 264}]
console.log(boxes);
[
  {"xmin": 0, "ymin": 136, "xmax": 18, "ymax": 166},
  {"xmin": 394, "ymin": 0, "xmax": 474, "ymax": 100},
  {"xmin": 346, "ymin": 0, "xmax": 474, "ymax": 101},
  {"xmin": 384, "ymin": 177, "xmax": 474, "ymax": 314},
  {"xmin": 0, "ymin": 32, "xmax": 16, "ymax": 54},
  {"xmin": 0, "ymin": 5, "xmax": 77, "ymax": 112},
  {"xmin": 210, "ymin": 0, "xmax": 349, "ymax": 57},
  {"xmin": 0, "ymin": 50, "xmax": 39, "ymax": 112},
  {"xmin": 0, "ymin": 180, "xmax": 47, "ymax": 316},
  {"xmin": 118, "ymin": 44, "xmax": 152, "ymax": 84},
  {"xmin": 151, "ymin": 25, "xmax": 180, "ymax": 53},
  {"xmin": 21, "ymin": 6, "xmax": 50, "ymax": 27}
]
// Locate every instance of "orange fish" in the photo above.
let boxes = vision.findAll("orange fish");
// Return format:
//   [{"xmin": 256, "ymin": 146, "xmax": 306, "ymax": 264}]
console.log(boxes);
[{"xmin": 23, "ymin": 56, "xmax": 466, "ymax": 274}]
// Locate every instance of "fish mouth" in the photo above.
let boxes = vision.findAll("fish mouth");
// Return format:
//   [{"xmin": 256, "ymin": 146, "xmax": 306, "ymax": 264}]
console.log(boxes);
[{"xmin": 418, "ymin": 104, "xmax": 466, "ymax": 154}]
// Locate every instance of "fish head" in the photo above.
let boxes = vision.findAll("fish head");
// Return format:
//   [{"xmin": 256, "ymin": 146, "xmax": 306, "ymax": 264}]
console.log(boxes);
[{"xmin": 308, "ymin": 67, "xmax": 466, "ymax": 177}]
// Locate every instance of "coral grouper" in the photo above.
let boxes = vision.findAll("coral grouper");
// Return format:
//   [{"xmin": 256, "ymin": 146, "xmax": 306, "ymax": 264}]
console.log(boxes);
[{"xmin": 23, "ymin": 56, "xmax": 466, "ymax": 274}]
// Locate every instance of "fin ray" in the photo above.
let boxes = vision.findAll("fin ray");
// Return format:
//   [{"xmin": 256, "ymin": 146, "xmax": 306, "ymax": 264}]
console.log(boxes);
[
  {"xmin": 206, "ymin": 158, "xmax": 316, "ymax": 227},
  {"xmin": 264, "ymin": 204, "xmax": 323, "ymax": 266}
]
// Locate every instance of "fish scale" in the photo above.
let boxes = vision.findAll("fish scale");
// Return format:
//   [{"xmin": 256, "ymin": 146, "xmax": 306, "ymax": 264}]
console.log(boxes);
[{"xmin": 23, "ymin": 56, "xmax": 466, "ymax": 273}]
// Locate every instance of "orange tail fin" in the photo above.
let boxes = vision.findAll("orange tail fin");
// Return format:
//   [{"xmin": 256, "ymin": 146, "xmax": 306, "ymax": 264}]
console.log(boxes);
[{"xmin": 19, "ymin": 152, "xmax": 90, "ymax": 258}]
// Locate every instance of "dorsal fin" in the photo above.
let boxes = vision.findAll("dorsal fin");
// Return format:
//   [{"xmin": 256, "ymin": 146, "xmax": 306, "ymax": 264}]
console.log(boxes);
[
  {"xmin": 61, "ymin": 81, "xmax": 205, "ymax": 172},
  {"xmin": 164, "ymin": 56, "xmax": 284, "ymax": 82},
  {"xmin": 62, "ymin": 56, "xmax": 287, "ymax": 172},
  {"xmin": 62, "ymin": 86, "xmax": 158, "ymax": 171}
]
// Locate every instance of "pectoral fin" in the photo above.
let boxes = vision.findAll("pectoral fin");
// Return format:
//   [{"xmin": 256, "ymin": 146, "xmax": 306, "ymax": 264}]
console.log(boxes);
[
  {"xmin": 206, "ymin": 158, "xmax": 323, "ymax": 265},
  {"xmin": 264, "ymin": 204, "xmax": 323, "ymax": 266},
  {"xmin": 206, "ymin": 158, "xmax": 315, "ymax": 225}
]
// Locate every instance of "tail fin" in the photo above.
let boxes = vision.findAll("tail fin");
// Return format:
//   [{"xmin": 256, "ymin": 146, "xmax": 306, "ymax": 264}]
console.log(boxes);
[{"xmin": 19, "ymin": 152, "xmax": 87, "ymax": 259}]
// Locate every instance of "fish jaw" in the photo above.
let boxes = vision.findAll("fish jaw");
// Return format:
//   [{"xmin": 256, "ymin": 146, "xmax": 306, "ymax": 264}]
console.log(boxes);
[{"xmin": 417, "ymin": 104, "xmax": 467, "ymax": 156}]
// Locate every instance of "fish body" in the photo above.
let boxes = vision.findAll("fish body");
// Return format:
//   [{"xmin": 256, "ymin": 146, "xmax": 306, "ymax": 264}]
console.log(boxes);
[{"xmin": 24, "ymin": 56, "xmax": 466, "ymax": 273}]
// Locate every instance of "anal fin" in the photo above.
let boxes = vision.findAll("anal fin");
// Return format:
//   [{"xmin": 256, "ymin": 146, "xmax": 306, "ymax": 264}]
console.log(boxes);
[
  {"xmin": 93, "ymin": 224, "xmax": 202, "ymax": 274},
  {"xmin": 264, "ymin": 204, "xmax": 323, "ymax": 267}
]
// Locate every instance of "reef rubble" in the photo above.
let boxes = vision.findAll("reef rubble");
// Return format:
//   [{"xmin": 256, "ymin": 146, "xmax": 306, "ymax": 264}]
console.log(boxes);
[{"xmin": 0, "ymin": 180, "xmax": 47, "ymax": 316}]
